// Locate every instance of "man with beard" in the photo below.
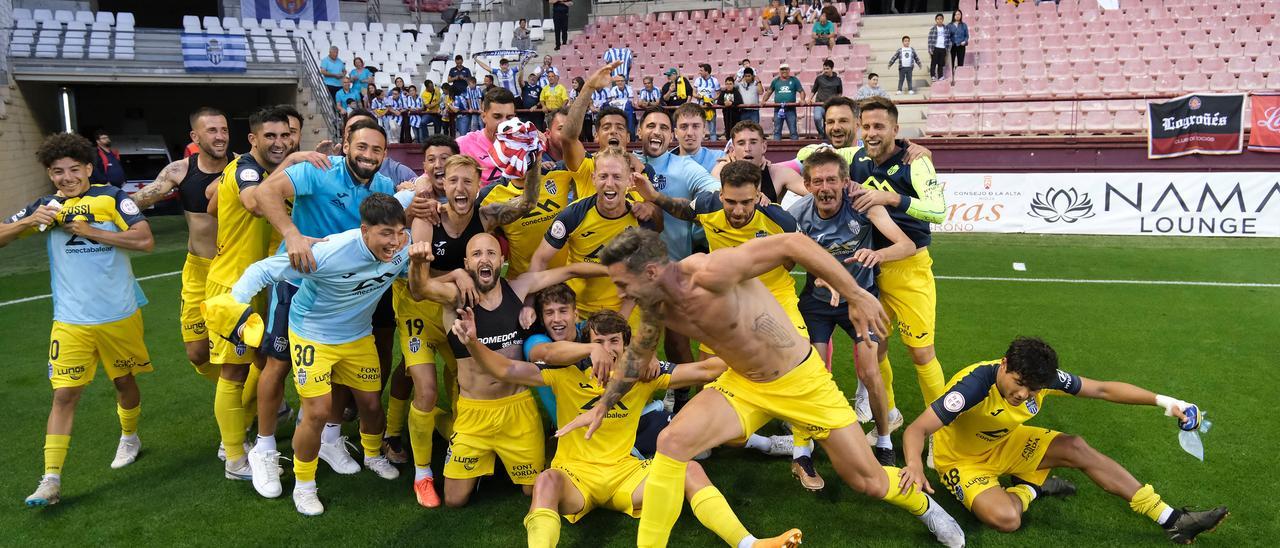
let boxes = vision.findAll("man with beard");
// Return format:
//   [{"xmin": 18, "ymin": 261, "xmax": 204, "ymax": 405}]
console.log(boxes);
[
  {"xmin": 558, "ymin": 228, "xmax": 966, "ymax": 548},
  {"xmin": 129, "ymin": 107, "xmax": 230, "ymax": 385},
  {"xmin": 456, "ymin": 87, "xmax": 521, "ymax": 186},
  {"xmin": 785, "ymin": 96, "xmax": 931, "ymax": 172},
  {"xmin": 452, "ymin": 308, "xmax": 804, "ymax": 548},
  {"xmin": 317, "ymin": 109, "xmax": 419, "ymax": 184},
  {"xmin": 529, "ymin": 147, "xmax": 660, "ymax": 327},
  {"xmin": 711, "ymin": 121, "xmax": 809, "ymax": 205},
  {"xmin": 407, "ymin": 232, "xmax": 609, "ymax": 507},
  {"xmin": 392, "ymin": 153, "xmax": 543, "ymax": 507},
  {"xmin": 206, "ymin": 192, "xmax": 418, "ymax": 516},
  {"xmin": 672, "ymin": 103, "xmax": 724, "ymax": 173},
  {"xmin": 249, "ymin": 120, "xmax": 419, "ymax": 492}
]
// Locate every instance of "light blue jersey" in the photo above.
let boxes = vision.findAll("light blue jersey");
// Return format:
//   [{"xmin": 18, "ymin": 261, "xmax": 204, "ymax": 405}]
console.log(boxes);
[
  {"xmin": 681, "ymin": 147, "xmax": 725, "ymax": 174},
  {"xmin": 282, "ymin": 156, "xmax": 399, "ymax": 250},
  {"xmin": 6, "ymin": 185, "xmax": 148, "ymax": 324},
  {"xmin": 233, "ymin": 228, "xmax": 410, "ymax": 345},
  {"xmin": 642, "ymin": 151, "xmax": 720, "ymax": 260}
]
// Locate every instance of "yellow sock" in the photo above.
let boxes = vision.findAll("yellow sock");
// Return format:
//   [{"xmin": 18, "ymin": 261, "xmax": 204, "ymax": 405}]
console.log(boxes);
[
  {"xmin": 878, "ymin": 356, "xmax": 897, "ymax": 410},
  {"xmin": 294, "ymin": 456, "xmax": 318, "ymax": 483},
  {"xmin": 408, "ymin": 404, "xmax": 438, "ymax": 469},
  {"xmin": 241, "ymin": 365, "xmax": 261, "ymax": 427},
  {"xmin": 879, "ymin": 466, "xmax": 930, "ymax": 516},
  {"xmin": 192, "ymin": 362, "xmax": 219, "ymax": 383},
  {"xmin": 386, "ymin": 395, "xmax": 409, "ymax": 438},
  {"xmin": 523, "ymin": 507, "xmax": 562, "ymax": 548},
  {"xmin": 360, "ymin": 431, "xmax": 382, "ymax": 459},
  {"xmin": 214, "ymin": 377, "xmax": 247, "ymax": 461},
  {"xmin": 915, "ymin": 356, "xmax": 946, "ymax": 403},
  {"xmin": 436, "ymin": 410, "xmax": 455, "ymax": 440},
  {"xmin": 44, "ymin": 434, "xmax": 70, "ymax": 476},
  {"xmin": 1007, "ymin": 484, "xmax": 1037, "ymax": 512},
  {"xmin": 690, "ymin": 486, "xmax": 751, "ymax": 546},
  {"xmin": 1129, "ymin": 484, "xmax": 1172, "ymax": 523},
  {"xmin": 117, "ymin": 403, "xmax": 140, "ymax": 436},
  {"xmin": 638, "ymin": 453, "xmax": 688, "ymax": 548}
]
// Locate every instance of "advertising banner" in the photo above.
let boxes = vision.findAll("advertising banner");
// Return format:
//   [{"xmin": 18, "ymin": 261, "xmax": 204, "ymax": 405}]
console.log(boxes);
[{"xmin": 1147, "ymin": 93, "xmax": 1245, "ymax": 159}]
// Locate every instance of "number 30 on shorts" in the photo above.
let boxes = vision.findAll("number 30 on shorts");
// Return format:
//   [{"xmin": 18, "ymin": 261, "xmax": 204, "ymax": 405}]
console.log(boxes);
[{"xmin": 294, "ymin": 344, "xmax": 315, "ymax": 366}]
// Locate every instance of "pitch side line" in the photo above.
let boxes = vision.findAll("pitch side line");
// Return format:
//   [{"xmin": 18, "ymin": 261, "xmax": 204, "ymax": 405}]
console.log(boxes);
[{"xmin": 1, "ymin": 269, "xmax": 1275, "ymax": 309}]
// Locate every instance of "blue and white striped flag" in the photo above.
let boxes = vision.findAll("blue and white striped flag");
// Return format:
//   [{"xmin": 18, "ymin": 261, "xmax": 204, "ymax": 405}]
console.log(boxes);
[
  {"xmin": 182, "ymin": 33, "xmax": 248, "ymax": 73},
  {"xmin": 241, "ymin": 0, "xmax": 340, "ymax": 22}
]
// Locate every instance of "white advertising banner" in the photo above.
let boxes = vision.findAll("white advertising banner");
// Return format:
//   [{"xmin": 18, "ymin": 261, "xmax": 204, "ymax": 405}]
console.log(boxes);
[{"xmin": 933, "ymin": 172, "xmax": 1280, "ymax": 237}]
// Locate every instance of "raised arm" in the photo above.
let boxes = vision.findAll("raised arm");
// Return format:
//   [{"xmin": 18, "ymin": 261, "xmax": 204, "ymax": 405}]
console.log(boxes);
[
  {"xmin": 861, "ymin": 205, "xmax": 917, "ymax": 264},
  {"xmin": 479, "ymin": 161, "xmax": 542, "ymax": 230},
  {"xmin": 129, "ymin": 159, "xmax": 185, "ymax": 208},
  {"xmin": 562, "ymin": 62, "xmax": 621, "ymax": 171},
  {"xmin": 451, "ymin": 307, "xmax": 546, "ymax": 386},
  {"xmin": 850, "ymin": 156, "xmax": 944, "ymax": 224},
  {"xmin": 668, "ymin": 356, "xmax": 729, "ymax": 389},
  {"xmin": 231, "ymin": 254, "xmax": 303, "ymax": 304},
  {"xmin": 632, "ymin": 172, "xmax": 696, "ymax": 221},
  {"xmin": 475, "ymin": 59, "xmax": 493, "ymax": 73},
  {"xmin": 1075, "ymin": 377, "xmax": 1194, "ymax": 426},
  {"xmin": 509, "ymin": 261, "xmax": 608, "ymax": 300},
  {"xmin": 407, "ymin": 243, "xmax": 461, "ymax": 303},
  {"xmin": 256, "ymin": 166, "xmax": 321, "ymax": 272},
  {"xmin": 773, "ymin": 165, "xmax": 811, "ymax": 197}
]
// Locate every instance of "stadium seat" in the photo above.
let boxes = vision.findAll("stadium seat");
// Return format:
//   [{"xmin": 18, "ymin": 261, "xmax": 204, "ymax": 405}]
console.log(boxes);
[
  {"xmin": 1238, "ymin": 71, "xmax": 1266, "ymax": 91},
  {"xmin": 116, "ymin": 12, "xmax": 135, "ymax": 31},
  {"xmin": 74, "ymin": 11, "xmax": 95, "ymax": 24},
  {"xmin": 54, "ymin": 10, "xmax": 75, "ymax": 24},
  {"xmin": 13, "ymin": 7, "xmax": 32, "ymax": 21},
  {"xmin": 1083, "ymin": 111, "xmax": 1112, "ymax": 134},
  {"xmin": 183, "ymin": 15, "xmax": 201, "ymax": 33}
]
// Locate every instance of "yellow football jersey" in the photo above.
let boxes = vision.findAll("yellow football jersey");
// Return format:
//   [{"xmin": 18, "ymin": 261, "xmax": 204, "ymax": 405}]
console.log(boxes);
[
  {"xmin": 207, "ymin": 154, "xmax": 282, "ymax": 287},
  {"xmin": 690, "ymin": 191, "xmax": 798, "ymax": 306},
  {"xmin": 932, "ymin": 361, "xmax": 1082, "ymax": 460},
  {"xmin": 542, "ymin": 363, "xmax": 670, "ymax": 466},
  {"xmin": 543, "ymin": 195, "xmax": 655, "ymax": 316},
  {"xmin": 477, "ymin": 175, "xmax": 576, "ymax": 278}
]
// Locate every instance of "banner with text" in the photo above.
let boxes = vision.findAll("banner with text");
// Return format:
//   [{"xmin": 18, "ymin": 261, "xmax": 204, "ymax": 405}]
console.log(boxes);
[
  {"xmin": 1147, "ymin": 93, "xmax": 1245, "ymax": 159},
  {"xmin": 241, "ymin": 0, "xmax": 340, "ymax": 22},
  {"xmin": 1248, "ymin": 93, "xmax": 1280, "ymax": 153},
  {"xmin": 933, "ymin": 172, "xmax": 1280, "ymax": 237}
]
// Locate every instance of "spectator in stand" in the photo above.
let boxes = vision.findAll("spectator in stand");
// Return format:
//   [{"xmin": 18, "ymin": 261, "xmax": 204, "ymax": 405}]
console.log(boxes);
[
  {"xmin": 569, "ymin": 76, "xmax": 592, "ymax": 141},
  {"xmin": 440, "ymin": 88, "xmax": 456, "ymax": 138},
  {"xmin": 393, "ymin": 76, "xmax": 407, "ymax": 96},
  {"xmin": 482, "ymin": 74, "xmax": 496, "ymax": 93},
  {"xmin": 759, "ymin": 0, "xmax": 786, "ymax": 36},
  {"xmin": 856, "ymin": 72, "xmax": 890, "ymax": 100},
  {"xmin": 763, "ymin": 63, "xmax": 805, "ymax": 140},
  {"xmin": 89, "ymin": 130, "xmax": 127, "ymax": 187},
  {"xmin": 448, "ymin": 54, "xmax": 472, "ymax": 97},
  {"xmin": 550, "ymin": 0, "xmax": 571, "ymax": 50},
  {"xmin": 811, "ymin": 59, "xmax": 843, "ymax": 139},
  {"xmin": 947, "ymin": 10, "xmax": 969, "ymax": 71},
  {"xmin": 888, "ymin": 36, "xmax": 919, "ymax": 94},
  {"xmin": 403, "ymin": 84, "xmax": 424, "ymax": 143},
  {"xmin": 348, "ymin": 57, "xmax": 374, "ymax": 97},
  {"xmin": 736, "ymin": 58, "xmax": 754, "ymax": 81},
  {"xmin": 370, "ymin": 89, "xmax": 394, "ymax": 142},
  {"xmin": 535, "ymin": 56, "xmax": 560, "ymax": 87},
  {"xmin": 927, "ymin": 13, "xmax": 951, "ymax": 81},
  {"xmin": 737, "ymin": 67, "xmax": 763, "ymax": 125},
  {"xmin": 607, "ymin": 75, "xmax": 635, "ymax": 137},
  {"xmin": 790, "ymin": 1, "xmax": 819, "ymax": 26},
  {"xmin": 513, "ymin": 18, "xmax": 532, "ymax": 51},
  {"xmin": 421, "ymin": 80, "xmax": 442, "ymax": 135},
  {"xmin": 538, "ymin": 71, "xmax": 570, "ymax": 129},
  {"xmin": 821, "ymin": 0, "xmax": 843, "ymax": 25},
  {"xmin": 716, "ymin": 75, "xmax": 744, "ymax": 141},
  {"xmin": 603, "ymin": 45, "xmax": 634, "ymax": 81},
  {"xmin": 335, "ymin": 76, "xmax": 363, "ymax": 115},
  {"xmin": 454, "ymin": 76, "xmax": 482, "ymax": 135},
  {"xmin": 636, "ymin": 76, "xmax": 662, "ymax": 113},
  {"xmin": 661, "ymin": 67, "xmax": 694, "ymax": 107},
  {"xmin": 519, "ymin": 71, "xmax": 546, "ymax": 130},
  {"xmin": 693, "ymin": 64, "xmax": 722, "ymax": 139},
  {"xmin": 320, "ymin": 46, "xmax": 345, "ymax": 99},
  {"xmin": 477, "ymin": 57, "xmax": 519, "ymax": 94},
  {"xmin": 810, "ymin": 11, "xmax": 836, "ymax": 53}
]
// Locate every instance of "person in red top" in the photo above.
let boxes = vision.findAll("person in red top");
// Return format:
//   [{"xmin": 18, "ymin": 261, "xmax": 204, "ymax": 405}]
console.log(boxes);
[
  {"xmin": 183, "ymin": 142, "xmax": 199, "ymax": 159},
  {"xmin": 89, "ymin": 130, "xmax": 127, "ymax": 187}
]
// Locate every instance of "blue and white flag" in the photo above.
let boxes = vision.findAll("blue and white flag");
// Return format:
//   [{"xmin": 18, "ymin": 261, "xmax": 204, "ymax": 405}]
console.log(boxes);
[
  {"xmin": 182, "ymin": 33, "xmax": 248, "ymax": 73},
  {"xmin": 241, "ymin": 0, "xmax": 340, "ymax": 22}
]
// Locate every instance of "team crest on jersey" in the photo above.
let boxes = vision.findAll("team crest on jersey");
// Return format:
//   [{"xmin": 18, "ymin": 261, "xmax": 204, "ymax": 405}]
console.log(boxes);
[
  {"xmin": 239, "ymin": 168, "xmax": 260, "ymax": 182},
  {"xmin": 48, "ymin": 363, "xmax": 53, "ymax": 379},
  {"xmin": 120, "ymin": 198, "xmax": 141, "ymax": 216},
  {"xmin": 1025, "ymin": 399, "xmax": 1039, "ymax": 414},
  {"xmin": 943, "ymin": 391, "xmax": 965, "ymax": 412},
  {"xmin": 847, "ymin": 218, "xmax": 863, "ymax": 233},
  {"xmin": 273, "ymin": 336, "xmax": 287, "ymax": 353},
  {"xmin": 652, "ymin": 173, "xmax": 668, "ymax": 191},
  {"xmin": 408, "ymin": 336, "xmax": 422, "ymax": 353},
  {"xmin": 886, "ymin": 165, "xmax": 900, "ymax": 177},
  {"xmin": 754, "ymin": 230, "xmax": 769, "ymax": 239},
  {"xmin": 235, "ymin": 342, "xmax": 247, "ymax": 356},
  {"xmin": 297, "ymin": 368, "xmax": 307, "ymax": 386},
  {"xmin": 549, "ymin": 220, "xmax": 567, "ymax": 240},
  {"xmin": 544, "ymin": 179, "xmax": 557, "ymax": 195}
]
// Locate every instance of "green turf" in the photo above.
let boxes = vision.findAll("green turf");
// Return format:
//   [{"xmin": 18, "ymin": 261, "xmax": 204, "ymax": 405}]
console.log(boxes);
[{"xmin": 1, "ymin": 219, "xmax": 1275, "ymax": 546}]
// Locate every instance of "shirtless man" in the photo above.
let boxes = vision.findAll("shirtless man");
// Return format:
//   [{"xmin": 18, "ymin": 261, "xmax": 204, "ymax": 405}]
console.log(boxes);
[{"xmin": 560, "ymin": 228, "xmax": 965, "ymax": 548}]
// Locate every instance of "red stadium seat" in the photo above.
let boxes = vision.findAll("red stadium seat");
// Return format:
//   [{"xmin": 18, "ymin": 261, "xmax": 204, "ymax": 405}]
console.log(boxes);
[
  {"xmin": 1209, "ymin": 74, "xmax": 1238, "ymax": 92},
  {"xmin": 1083, "ymin": 111, "xmax": 1112, "ymax": 134},
  {"xmin": 1172, "ymin": 56, "xmax": 1199, "ymax": 75},
  {"xmin": 975, "ymin": 78, "xmax": 999, "ymax": 98},
  {"xmin": 1226, "ymin": 56, "xmax": 1253, "ymax": 76},
  {"xmin": 1097, "ymin": 61, "xmax": 1121, "ymax": 77},
  {"xmin": 1048, "ymin": 76, "xmax": 1076, "ymax": 97},
  {"xmin": 1024, "ymin": 77, "xmax": 1051, "ymax": 98},
  {"xmin": 1075, "ymin": 75, "xmax": 1102, "ymax": 96},
  {"xmin": 1217, "ymin": 42, "xmax": 1245, "ymax": 59},
  {"xmin": 950, "ymin": 78, "xmax": 976, "ymax": 99},
  {"xmin": 950, "ymin": 113, "xmax": 977, "ymax": 136},
  {"xmin": 925, "ymin": 113, "xmax": 951, "ymax": 136},
  {"xmin": 1181, "ymin": 72, "xmax": 1209, "ymax": 92},
  {"xmin": 1028, "ymin": 111, "xmax": 1056, "ymax": 134},
  {"xmin": 1128, "ymin": 75, "xmax": 1156, "ymax": 94},
  {"xmin": 998, "ymin": 78, "xmax": 1026, "ymax": 98},
  {"xmin": 1100, "ymin": 76, "xmax": 1128, "ymax": 96},
  {"xmin": 1238, "ymin": 71, "xmax": 1266, "ymax": 91}
]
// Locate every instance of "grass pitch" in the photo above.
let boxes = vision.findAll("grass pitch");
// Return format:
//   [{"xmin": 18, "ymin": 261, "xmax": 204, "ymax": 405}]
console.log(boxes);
[{"xmin": 1, "ymin": 216, "xmax": 1275, "ymax": 546}]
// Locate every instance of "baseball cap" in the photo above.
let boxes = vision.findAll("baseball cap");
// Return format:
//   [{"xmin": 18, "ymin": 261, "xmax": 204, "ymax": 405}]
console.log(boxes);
[
  {"xmin": 665, "ymin": 68, "xmax": 678, "ymax": 76},
  {"xmin": 779, "ymin": 63, "xmax": 791, "ymax": 70}
]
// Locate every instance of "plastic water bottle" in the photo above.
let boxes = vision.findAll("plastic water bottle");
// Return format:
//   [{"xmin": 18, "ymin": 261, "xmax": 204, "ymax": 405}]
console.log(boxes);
[{"xmin": 1177, "ymin": 405, "xmax": 1211, "ymax": 462}]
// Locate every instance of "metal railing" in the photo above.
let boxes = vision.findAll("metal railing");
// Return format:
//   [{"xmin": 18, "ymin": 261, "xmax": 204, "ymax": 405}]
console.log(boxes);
[
  {"xmin": 367, "ymin": 0, "xmax": 382, "ymax": 23},
  {"xmin": 295, "ymin": 37, "xmax": 342, "ymax": 141}
]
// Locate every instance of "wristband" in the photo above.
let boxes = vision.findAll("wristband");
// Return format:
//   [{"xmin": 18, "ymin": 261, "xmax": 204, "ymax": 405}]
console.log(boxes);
[{"xmin": 1155, "ymin": 394, "xmax": 1188, "ymax": 417}]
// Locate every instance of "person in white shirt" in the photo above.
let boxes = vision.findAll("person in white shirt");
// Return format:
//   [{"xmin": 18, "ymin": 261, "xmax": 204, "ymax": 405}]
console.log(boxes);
[
  {"xmin": 887, "ymin": 36, "xmax": 920, "ymax": 94},
  {"xmin": 476, "ymin": 57, "xmax": 520, "ymax": 94},
  {"xmin": 736, "ymin": 67, "xmax": 764, "ymax": 125},
  {"xmin": 692, "ymin": 64, "xmax": 721, "ymax": 140}
]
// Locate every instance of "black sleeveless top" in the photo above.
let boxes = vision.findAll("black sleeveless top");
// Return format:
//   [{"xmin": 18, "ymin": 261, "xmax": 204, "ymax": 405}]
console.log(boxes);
[
  {"xmin": 760, "ymin": 164, "xmax": 782, "ymax": 203},
  {"xmin": 430, "ymin": 211, "xmax": 486, "ymax": 271},
  {"xmin": 448, "ymin": 279, "xmax": 527, "ymax": 358},
  {"xmin": 181, "ymin": 154, "xmax": 221, "ymax": 213}
]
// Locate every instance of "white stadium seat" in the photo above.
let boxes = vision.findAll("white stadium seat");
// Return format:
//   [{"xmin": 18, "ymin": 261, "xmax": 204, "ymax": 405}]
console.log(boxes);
[
  {"xmin": 95, "ymin": 11, "xmax": 114, "ymax": 26},
  {"xmin": 13, "ymin": 8, "xmax": 32, "ymax": 21},
  {"xmin": 33, "ymin": 9, "xmax": 53, "ymax": 22},
  {"xmin": 74, "ymin": 11, "xmax": 95, "ymax": 24},
  {"xmin": 54, "ymin": 10, "xmax": 75, "ymax": 24},
  {"xmin": 183, "ymin": 15, "xmax": 201, "ymax": 33},
  {"xmin": 116, "ymin": 13, "xmax": 135, "ymax": 31},
  {"xmin": 241, "ymin": 17, "xmax": 259, "ymax": 30},
  {"xmin": 202, "ymin": 16, "xmax": 221, "ymax": 31}
]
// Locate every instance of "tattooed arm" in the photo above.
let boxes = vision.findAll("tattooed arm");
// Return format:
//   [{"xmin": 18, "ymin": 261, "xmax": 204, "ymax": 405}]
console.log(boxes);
[
  {"xmin": 130, "ymin": 159, "xmax": 186, "ymax": 208},
  {"xmin": 479, "ymin": 162, "xmax": 542, "ymax": 230},
  {"xmin": 630, "ymin": 172, "xmax": 696, "ymax": 221},
  {"xmin": 554, "ymin": 298, "xmax": 665, "ymax": 440}
]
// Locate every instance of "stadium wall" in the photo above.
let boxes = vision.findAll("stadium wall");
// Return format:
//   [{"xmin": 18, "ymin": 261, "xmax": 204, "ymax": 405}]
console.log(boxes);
[{"xmin": 0, "ymin": 79, "xmax": 58, "ymax": 218}]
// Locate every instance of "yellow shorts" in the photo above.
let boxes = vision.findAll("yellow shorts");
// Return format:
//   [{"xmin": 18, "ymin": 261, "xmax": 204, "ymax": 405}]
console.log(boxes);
[
  {"xmin": 392, "ymin": 280, "xmax": 453, "ymax": 368},
  {"xmin": 699, "ymin": 298, "xmax": 807, "ymax": 356},
  {"xmin": 48, "ymin": 310, "xmax": 152, "ymax": 389},
  {"xmin": 935, "ymin": 426, "xmax": 1061, "ymax": 510},
  {"xmin": 554, "ymin": 457, "xmax": 650, "ymax": 523},
  {"xmin": 705, "ymin": 347, "xmax": 857, "ymax": 442},
  {"xmin": 877, "ymin": 248, "xmax": 937, "ymax": 348},
  {"xmin": 179, "ymin": 253, "xmax": 211, "ymax": 343},
  {"xmin": 289, "ymin": 330, "xmax": 381, "ymax": 398},
  {"xmin": 206, "ymin": 280, "xmax": 259, "ymax": 365},
  {"xmin": 444, "ymin": 390, "xmax": 545, "ymax": 484}
]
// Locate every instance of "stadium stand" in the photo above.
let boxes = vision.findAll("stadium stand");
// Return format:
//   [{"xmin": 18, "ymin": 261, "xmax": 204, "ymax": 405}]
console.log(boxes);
[{"xmin": 9, "ymin": 7, "xmax": 135, "ymax": 61}]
